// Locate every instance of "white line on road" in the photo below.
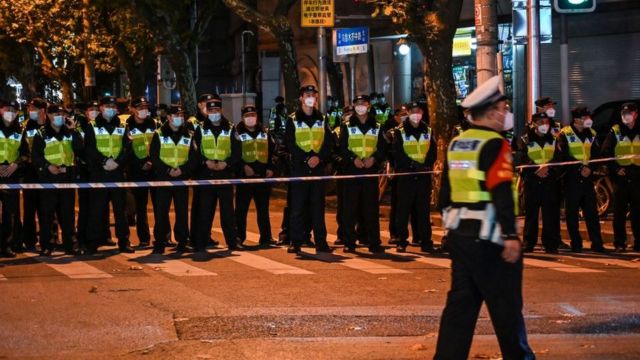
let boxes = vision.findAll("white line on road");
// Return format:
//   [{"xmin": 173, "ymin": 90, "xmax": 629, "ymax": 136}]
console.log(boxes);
[
  {"xmin": 225, "ymin": 252, "xmax": 314, "ymax": 275},
  {"xmin": 559, "ymin": 303, "xmax": 586, "ymax": 316},
  {"xmin": 121, "ymin": 251, "xmax": 217, "ymax": 277},
  {"xmin": 39, "ymin": 257, "xmax": 113, "ymax": 279},
  {"xmin": 0, "ymin": 273, "xmax": 6, "ymax": 281},
  {"xmin": 555, "ymin": 254, "xmax": 640, "ymax": 269},
  {"xmin": 523, "ymin": 257, "xmax": 603, "ymax": 273}
]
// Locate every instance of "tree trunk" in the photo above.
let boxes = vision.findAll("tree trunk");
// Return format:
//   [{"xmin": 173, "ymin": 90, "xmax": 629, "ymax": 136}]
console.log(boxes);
[
  {"xmin": 60, "ymin": 77, "xmax": 74, "ymax": 107},
  {"xmin": 168, "ymin": 50, "xmax": 197, "ymax": 115},
  {"xmin": 275, "ymin": 29, "xmax": 300, "ymax": 112}
]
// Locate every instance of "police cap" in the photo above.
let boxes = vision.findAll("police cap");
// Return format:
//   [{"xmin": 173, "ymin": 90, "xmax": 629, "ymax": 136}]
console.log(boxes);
[
  {"xmin": 299, "ymin": 85, "xmax": 318, "ymax": 96},
  {"xmin": 130, "ymin": 96, "xmax": 150, "ymax": 108},
  {"xmin": 241, "ymin": 105, "xmax": 257, "ymax": 115},
  {"xmin": 571, "ymin": 106, "xmax": 591, "ymax": 120},
  {"xmin": 353, "ymin": 95, "xmax": 370, "ymax": 104},
  {"xmin": 461, "ymin": 75, "xmax": 506, "ymax": 112},
  {"xmin": 100, "ymin": 96, "xmax": 117, "ymax": 106},
  {"xmin": 29, "ymin": 98, "xmax": 48, "ymax": 110},
  {"xmin": 167, "ymin": 104, "xmax": 185, "ymax": 115},
  {"xmin": 621, "ymin": 102, "xmax": 638, "ymax": 113},
  {"xmin": 47, "ymin": 104, "xmax": 65, "ymax": 114},
  {"xmin": 535, "ymin": 96, "xmax": 556, "ymax": 108}
]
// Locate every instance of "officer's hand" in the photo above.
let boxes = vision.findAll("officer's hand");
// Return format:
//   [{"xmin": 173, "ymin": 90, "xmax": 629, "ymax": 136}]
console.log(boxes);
[
  {"xmin": 142, "ymin": 161, "xmax": 153, "ymax": 171},
  {"xmin": 307, "ymin": 156, "xmax": 320, "ymax": 168},
  {"xmin": 364, "ymin": 157, "xmax": 375, "ymax": 168},
  {"xmin": 2, "ymin": 163, "xmax": 17, "ymax": 177},
  {"xmin": 206, "ymin": 160, "xmax": 217, "ymax": 170},
  {"xmin": 580, "ymin": 166, "xmax": 591, "ymax": 178},
  {"xmin": 354, "ymin": 158, "xmax": 364, "ymax": 168},
  {"xmin": 266, "ymin": 169, "xmax": 274, "ymax": 178},
  {"xmin": 217, "ymin": 161, "xmax": 227, "ymax": 170},
  {"xmin": 48, "ymin": 165, "xmax": 61, "ymax": 175},
  {"xmin": 617, "ymin": 168, "xmax": 626, "ymax": 176},
  {"xmin": 244, "ymin": 165, "xmax": 255, "ymax": 177},
  {"xmin": 169, "ymin": 168, "xmax": 182, "ymax": 177},
  {"xmin": 535, "ymin": 165, "xmax": 549, "ymax": 178},
  {"xmin": 104, "ymin": 158, "xmax": 118, "ymax": 171},
  {"xmin": 502, "ymin": 240, "xmax": 522, "ymax": 264}
]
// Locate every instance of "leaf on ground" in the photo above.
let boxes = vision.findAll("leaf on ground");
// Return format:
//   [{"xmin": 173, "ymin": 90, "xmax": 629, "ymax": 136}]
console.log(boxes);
[
  {"xmin": 128, "ymin": 265, "xmax": 143, "ymax": 271},
  {"xmin": 89, "ymin": 285, "xmax": 98, "ymax": 293},
  {"xmin": 423, "ymin": 289, "xmax": 438, "ymax": 293},
  {"xmin": 410, "ymin": 343, "xmax": 427, "ymax": 351}
]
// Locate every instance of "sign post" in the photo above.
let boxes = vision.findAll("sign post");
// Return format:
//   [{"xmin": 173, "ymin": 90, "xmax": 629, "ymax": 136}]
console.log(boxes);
[{"xmin": 334, "ymin": 27, "xmax": 369, "ymax": 103}]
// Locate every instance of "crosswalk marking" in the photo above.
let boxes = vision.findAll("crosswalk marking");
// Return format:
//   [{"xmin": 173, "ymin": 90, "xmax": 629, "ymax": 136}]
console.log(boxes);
[
  {"xmin": 523, "ymin": 257, "xmax": 603, "ymax": 273},
  {"xmin": 554, "ymin": 254, "xmax": 640, "ymax": 269},
  {"xmin": 308, "ymin": 252, "xmax": 411, "ymax": 274},
  {"xmin": 121, "ymin": 251, "xmax": 217, "ymax": 277},
  {"xmin": 224, "ymin": 252, "xmax": 314, "ymax": 275},
  {"xmin": 0, "ymin": 273, "xmax": 7, "ymax": 281},
  {"xmin": 39, "ymin": 256, "xmax": 113, "ymax": 279}
]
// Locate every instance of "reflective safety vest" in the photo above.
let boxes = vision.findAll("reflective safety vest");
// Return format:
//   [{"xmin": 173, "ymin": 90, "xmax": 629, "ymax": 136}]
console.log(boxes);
[
  {"xmin": 293, "ymin": 118, "xmax": 325, "ymax": 153},
  {"xmin": 374, "ymin": 107, "xmax": 391, "ymax": 125},
  {"xmin": 200, "ymin": 127, "xmax": 231, "ymax": 161},
  {"xmin": 561, "ymin": 126, "xmax": 595, "ymax": 165},
  {"xmin": 129, "ymin": 127, "xmax": 155, "ymax": 159},
  {"xmin": 612, "ymin": 124, "xmax": 640, "ymax": 166},
  {"xmin": 92, "ymin": 124, "xmax": 125, "ymax": 158},
  {"xmin": 268, "ymin": 107, "xmax": 287, "ymax": 130},
  {"xmin": 447, "ymin": 128, "xmax": 503, "ymax": 203},
  {"xmin": 401, "ymin": 127, "xmax": 432, "ymax": 163},
  {"xmin": 158, "ymin": 129, "xmax": 191, "ymax": 168},
  {"xmin": 24, "ymin": 128, "xmax": 39, "ymax": 152},
  {"xmin": 526, "ymin": 138, "xmax": 555, "ymax": 165},
  {"xmin": 0, "ymin": 131, "xmax": 22, "ymax": 163},
  {"xmin": 347, "ymin": 124, "xmax": 379, "ymax": 159},
  {"xmin": 239, "ymin": 131, "xmax": 268, "ymax": 164},
  {"xmin": 327, "ymin": 110, "xmax": 343, "ymax": 129},
  {"xmin": 43, "ymin": 133, "xmax": 74, "ymax": 166}
]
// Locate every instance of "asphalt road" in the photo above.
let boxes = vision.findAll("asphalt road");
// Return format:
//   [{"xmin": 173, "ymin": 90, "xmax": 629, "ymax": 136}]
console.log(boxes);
[{"xmin": 0, "ymin": 190, "xmax": 638, "ymax": 359}]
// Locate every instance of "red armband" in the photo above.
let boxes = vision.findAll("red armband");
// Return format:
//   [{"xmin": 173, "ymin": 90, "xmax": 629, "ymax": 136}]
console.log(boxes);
[{"xmin": 486, "ymin": 139, "xmax": 514, "ymax": 190}]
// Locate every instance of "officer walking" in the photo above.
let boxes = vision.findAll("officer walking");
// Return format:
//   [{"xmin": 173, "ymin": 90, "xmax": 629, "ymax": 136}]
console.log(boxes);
[
  {"xmin": 392, "ymin": 102, "xmax": 436, "ymax": 253},
  {"xmin": 192, "ymin": 97, "xmax": 241, "ymax": 252},
  {"xmin": 285, "ymin": 85, "xmax": 333, "ymax": 254},
  {"xmin": 84, "ymin": 96, "xmax": 134, "ymax": 254},
  {"xmin": 149, "ymin": 104, "xmax": 198, "ymax": 254},
  {"xmin": 0, "ymin": 100, "xmax": 28, "ymax": 257},
  {"xmin": 516, "ymin": 112, "xmax": 562, "ymax": 253},
  {"xmin": 602, "ymin": 102, "xmax": 640, "ymax": 252},
  {"xmin": 234, "ymin": 105, "xmax": 276, "ymax": 247},
  {"xmin": 435, "ymin": 76, "xmax": 534, "ymax": 359},
  {"xmin": 557, "ymin": 107, "xmax": 605, "ymax": 252},
  {"xmin": 126, "ymin": 96, "xmax": 158, "ymax": 247},
  {"xmin": 31, "ymin": 104, "xmax": 83, "ymax": 256}
]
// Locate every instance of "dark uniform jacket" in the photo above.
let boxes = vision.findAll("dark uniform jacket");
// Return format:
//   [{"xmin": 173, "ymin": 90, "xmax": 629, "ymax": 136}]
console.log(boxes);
[
  {"xmin": 556, "ymin": 124, "xmax": 600, "ymax": 182},
  {"xmin": 149, "ymin": 121, "xmax": 198, "ymax": 181},
  {"xmin": 515, "ymin": 127, "xmax": 560, "ymax": 182},
  {"xmin": 284, "ymin": 109, "xmax": 333, "ymax": 177},
  {"xmin": 125, "ymin": 115, "xmax": 159, "ymax": 180},
  {"xmin": 32, "ymin": 123, "xmax": 83, "ymax": 183},
  {"xmin": 235, "ymin": 121, "xmax": 275, "ymax": 178},
  {"xmin": 83, "ymin": 114, "xmax": 130, "ymax": 181},
  {"xmin": 338, "ymin": 114, "xmax": 386, "ymax": 175},
  {"xmin": 601, "ymin": 120, "xmax": 640, "ymax": 181},
  {"xmin": 392, "ymin": 120, "xmax": 437, "ymax": 173},
  {"xmin": 192, "ymin": 116, "xmax": 241, "ymax": 180}
]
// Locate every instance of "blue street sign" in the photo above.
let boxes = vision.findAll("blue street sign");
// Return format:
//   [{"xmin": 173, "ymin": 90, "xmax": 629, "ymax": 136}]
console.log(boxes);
[{"xmin": 335, "ymin": 27, "xmax": 369, "ymax": 56}]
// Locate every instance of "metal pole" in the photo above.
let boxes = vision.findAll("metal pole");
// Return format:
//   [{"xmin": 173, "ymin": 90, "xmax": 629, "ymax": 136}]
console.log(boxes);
[
  {"xmin": 349, "ymin": 55, "xmax": 357, "ymax": 104},
  {"xmin": 475, "ymin": 0, "xmax": 498, "ymax": 85},
  {"xmin": 527, "ymin": 0, "xmax": 540, "ymax": 121},
  {"xmin": 560, "ymin": 14, "xmax": 570, "ymax": 125},
  {"xmin": 318, "ymin": 27, "xmax": 327, "ymax": 114}
]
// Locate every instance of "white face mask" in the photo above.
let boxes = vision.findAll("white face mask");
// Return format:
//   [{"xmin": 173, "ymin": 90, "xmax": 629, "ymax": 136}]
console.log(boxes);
[
  {"xmin": 409, "ymin": 113, "xmax": 422, "ymax": 124},
  {"xmin": 355, "ymin": 105, "xmax": 368, "ymax": 116},
  {"xmin": 208, "ymin": 113, "xmax": 221, "ymax": 123},
  {"xmin": 2, "ymin": 111, "xmax": 16, "ymax": 123},
  {"xmin": 244, "ymin": 116, "xmax": 257, "ymax": 127},
  {"xmin": 171, "ymin": 116, "xmax": 184, "ymax": 128},
  {"xmin": 537, "ymin": 124, "xmax": 549, "ymax": 134},
  {"xmin": 29, "ymin": 111, "xmax": 40, "ymax": 121},
  {"xmin": 303, "ymin": 97, "xmax": 316, "ymax": 108},
  {"xmin": 52, "ymin": 115, "xmax": 65, "ymax": 127},
  {"xmin": 622, "ymin": 114, "xmax": 635, "ymax": 125},
  {"xmin": 582, "ymin": 118, "xmax": 593, "ymax": 128},
  {"xmin": 466, "ymin": 114, "xmax": 473, "ymax": 122},
  {"xmin": 137, "ymin": 109, "xmax": 149, "ymax": 119},
  {"xmin": 88, "ymin": 110, "xmax": 99, "ymax": 120},
  {"xmin": 545, "ymin": 109, "xmax": 556, "ymax": 118},
  {"xmin": 400, "ymin": 115, "xmax": 408, "ymax": 122},
  {"xmin": 502, "ymin": 111, "xmax": 514, "ymax": 131},
  {"xmin": 102, "ymin": 108, "xmax": 116, "ymax": 120}
]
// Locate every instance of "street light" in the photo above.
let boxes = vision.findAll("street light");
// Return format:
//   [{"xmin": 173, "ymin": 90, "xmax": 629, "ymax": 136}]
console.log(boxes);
[{"xmin": 397, "ymin": 38, "xmax": 410, "ymax": 56}]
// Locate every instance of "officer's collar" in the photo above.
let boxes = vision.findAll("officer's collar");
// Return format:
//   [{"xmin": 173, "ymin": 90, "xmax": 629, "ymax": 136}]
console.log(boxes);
[
  {"xmin": 348, "ymin": 114, "xmax": 376, "ymax": 128},
  {"xmin": 469, "ymin": 124, "xmax": 501, "ymax": 134},
  {"xmin": 203, "ymin": 116, "xmax": 230, "ymax": 130}
]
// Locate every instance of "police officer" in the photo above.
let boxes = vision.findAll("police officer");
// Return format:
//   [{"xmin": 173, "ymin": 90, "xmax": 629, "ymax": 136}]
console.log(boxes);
[
  {"xmin": 0, "ymin": 100, "xmax": 28, "ymax": 257},
  {"xmin": 535, "ymin": 96, "xmax": 561, "ymax": 135},
  {"xmin": 516, "ymin": 112, "xmax": 562, "ymax": 253},
  {"xmin": 31, "ymin": 104, "xmax": 83, "ymax": 256},
  {"xmin": 84, "ymin": 96, "xmax": 134, "ymax": 254},
  {"xmin": 326, "ymin": 96, "xmax": 343, "ymax": 130},
  {"xmin": 268, "ymin": 96, "xmax": 287, "ymax": 136},
  {"xmin": 392, "ymin": 102, "xmax": 436, "ymax": 253},
  {"xmin": 285, "ymin": 85, "xmax": 333, "ymax": 254},
  {"xmin": 338, "ymin": 95, "xmax": 386, "ymax": 253},
  {"xmin": 602, "ymin": 102, "xmax": 640, "ymax": 252},
  {"xmin": 435, "ymin": 76, "xmax": 534, "ymax": 359},
  {"xmin": 234, "ymin": 105, "xmax": 276, "ymax": 247},
  {"xmin": 155, "ymin": 104, "xmax": 169, "ymax": 125},
  {"xmin": 371, "ymin": 93, "xmax": 391, "ymax": 126},
  {"xmin": 557, "ymin": 107, "xmax": 605, "ymax": 252},
  {"xmin": 384, "ymin": 106, "xmax": 406, "ymax": 245},
  {"xmin": 149, "ymin": 104, "xmax": 197, "ymax": 254},
  {"xmin": 126, "ymin": 96, "xmax": 158, "ymax": 247},
  {"xmin": 192, "ymin": 97, "xmax": 241, "ymax": 252}
]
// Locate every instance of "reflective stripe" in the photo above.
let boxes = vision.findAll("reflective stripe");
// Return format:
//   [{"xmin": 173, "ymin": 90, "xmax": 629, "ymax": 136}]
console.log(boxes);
[
  {"xmin": 347, "ymin": 124, "xmax": 379, "ymax": 159},
  {"xmin": 612, "ymin": 125, "xmax": 640, "ymax": 166}
]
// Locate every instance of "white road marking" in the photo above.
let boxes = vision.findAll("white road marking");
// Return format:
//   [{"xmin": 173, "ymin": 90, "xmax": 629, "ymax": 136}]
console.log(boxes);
[
  {"xmin": 0, "ymin": 273, "xmax": 7, "ymax": 281},
  {"xmin": 559, "ymin": 303, "xmax": 586, "ymax": 316},
  {"xmin": 121, "ymin": 251, "xmax": 217, "ymax": 276},
  {"xmin": 523, "ymin": 257, "xmax": 603, "ymax": 273},
  {"xmin": 556, "ymin": 254, "xmax": 640, "ymax": 269},
  {"xmin": 310, "ymin": 252, "xmax": 411, "ymax": 274},
  {"xmin": 39, "ymin": 257, "xmax": 113, "ymax": 279},
  {"xmin": 226, "ymin": 252, "xmax": 314, "ymax": 275}
]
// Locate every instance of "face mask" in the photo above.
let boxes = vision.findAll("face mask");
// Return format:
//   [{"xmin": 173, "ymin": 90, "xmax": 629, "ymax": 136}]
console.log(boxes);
[
  {"xmin": 171, "ymin": 116, "xmax": 184, "ymax": 128},
  {"xmin": 88, "ymin": 110, "xmax": 99, "ymax": 120},
  {"xmin": 502, "ymin": 111, "xmax": 514, "ymax": 131},
  {"xmin": 29, "ymin": 111, "xmax": 40, "ymax": 121},
  {"xmin": 244, "ymin": 116, "xmax": 257, "ymax": 127},
  {"xmin": 355, "ymin": 105, "xmax": 368, "ymax": 116},
  {"xmin": 304, "ymin": 97, "xmax": 316, "ymax": 108},
  {"xmin": 409, "ymin": 113, "xmax": 422, "ymax": 124},
  {"xmin": 466, "ymin": 114, "xmax": 473, "ymax": 122},
  {"xmin": 537, "ymin": 124, "xmax": 549, "ymax": 134},
  {"xmin": 546, "ymin": 109, "xmax": 556, "ymax": 118},
  {"xmin": 582, "ymin": 118, "xmax": 593, "ymax": 128},
  {"xmin": 53, "ymin": 115, "xmax": 65, "ymax": 127},
  {"xmin": 622, "ymin": 114, "xmax": 635, "ymax": 125},
  {"xmin": 102, "ymin": 108, "xmax": 116, "ymax": 120},
  {"xmin": 380, "ymin": 98, "xmax": 386, "ymax": 104},
  {"xmin": 2, "ymin": 111, "xmax": 16, "ymax": 123},
  {"xmin": 208, "ymin": 113, "xmax": 221, "ymax": 123},
  {"xmin": 370, "ymin": 99, "xmax": 378, "ymax": 106},
  {"xmin": 137, "ymin": 109, "xmax": 149, "ymax": 119},
  {"xmin": 400, "ymin": 116, "xmax": 408, "ymax": 122}
]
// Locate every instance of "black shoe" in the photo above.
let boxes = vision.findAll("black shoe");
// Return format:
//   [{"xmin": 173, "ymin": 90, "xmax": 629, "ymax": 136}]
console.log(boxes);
[
  {"xmin": 633, "ymin": 246, "xmax": 640, "ymax": 252},
  {"xmin": 118, "ymin": 246, "xmax": 135, "ymax": 254},
  {"xmin": 228, "ymin": 243, "xmax": 245, "ymax": 252},
  {"xmin": 175, "ymin": 244, "xmax": 194, "ymax": 253},
  {"xmin": 102, "ymin": 239, "xmax": 117, "ymax": 246},
  {"xmin": 276, "ymin": 239, "xmax": 290, "ymax": 246},
  {"xmin": 420, "ymin": 245, "xmax": 435, "ymax": 253},
  {"xmin": 83, "ymin": 248, "xmax": 98, "ymax": 256},
  {"xmin": 614, "ymin": 245, "xmax": 626, "ymax": 253},
  {"xmin": 259, "ymin": 239, "xmax": 277, "ymax": 248},
  {"xmin": 316, "ymin": 245, "xmax": 333, "ymax": 254},
  {"xmin": 11, "ymin": 245, "xmax": 25, "ymax": 254},
  {"xmin": 343, "ymin": 245, "xmax": 357, "ymax": 253},
  {"xmin": 523, "ymin": 246, "xmax": 535, "ymax": 253},
  {"xmin": 558, "ymin": 241, "xmax": 571, "ymax": 250},
  {"xmin": 544, "ymin": 248, "xmax": 559, "ymax": 254},
  {"xmin": 24, "ymin": 245, "xmax": 37, "ymax": 253},
  {"xmin": 369, "ymin": 245, "xmax": 386, "ymax": 254},
  {"xmin": 396, "ymin": 244, "xmax": 407, "ymax": 253},
  {"xmin": 388, "ymin": 238, "xmax": 400, "ymax": 245},
  {"xmin": 39, "ymin": 248, "xmax": 53, "ymax": 257},
  {"xmin": 138, "ymin": 241, "xmax": 150, "ymax": 248},
  {"xmin": 590, "ymin": 246, "xmax": 606, "ymax": 253},
  {"xmin": 1, "ymin": 248, "xmax": 16, "ymax": 258},
  {"xmin": 302, "ymin": 240, "xmax": 316, "ymax": 248},
  {"xmin": 334, "ymin": 238, "xmax": 345, "ymax": 246},
  {"xmin": 151, "ymin": 247, "xmax": 165, "ymax": 255},
  {"xmin": 571, "ymin": 247, "xmax": 582, "ymax": 253},
  {"xmin": 287, "ymin": 245, "xmax": 301, "ymax": 254}
]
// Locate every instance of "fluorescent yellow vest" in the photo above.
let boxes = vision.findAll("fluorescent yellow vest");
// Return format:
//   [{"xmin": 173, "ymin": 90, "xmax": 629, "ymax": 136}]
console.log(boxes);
[
  {"xmin": 129, "ymin": 128, "xmax": 155, "ymax": 159},
  {"xmin": 561, "ymin": 126, "xmax": 595, "ymax": 165},
  {"xmin": 43, "ymin": 133, "xmax": 74, "ymax": 166},
  {"xmin": 447, "ymin": 128, "xmax": 503, "ymax": 203},
  {"xmin": 0, "ymin": 131, "xmax": 22, "ymax": 163},
  {"xmin": 526, "ymin": 138, "xmax": 555, "ymax": 165},
  {"xmin": 374, "ymin": 108, "xmax": 390, "ymax": 125},
  {"xmin": 401, "ymin": 127, "xmax": 432, "ymax": 163},
  {"xmin": 239, "ymin": 131, "xmax": 268, "ymax": 164},
  {"xmin": 158, "ymin": 129, "xmax": 191, "ymax": 168},
  {"xmin": 612, "ymin": 124, "xmax": 640, "ymax": 166},
  {"xmin": 92, "ymin": 124, "xmax": 125, "ymax": 158},
  {"xmin": 347, "ymin": 124, "xmax": 379, "ymax": 159},
  {"xmin": 200, "ymin": 127, "xmax": 231, "ymax": 161},
  {"xmin": 293, "ymin": 119, "xmax": 324, "ymax": 153}
]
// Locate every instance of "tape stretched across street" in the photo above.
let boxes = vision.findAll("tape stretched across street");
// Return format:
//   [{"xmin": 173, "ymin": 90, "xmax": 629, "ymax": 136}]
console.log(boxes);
[{"xmin": 0, "ymin": 155, "xmax": 636, "ymax": 190}]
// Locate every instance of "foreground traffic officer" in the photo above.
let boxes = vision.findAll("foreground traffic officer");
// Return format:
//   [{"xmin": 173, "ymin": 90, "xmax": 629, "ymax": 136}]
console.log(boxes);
[
  {"xmin": 234, "ymin": 105, "xmax": 276, "ymax": 247},
  {"xmin": 84, "ymin": 96, "xmax": 133, "ymax": 254},
  {"xmin": 149, "ymin": 104, "xmax": 197, "ymax": 254},
  {"xmin": 0, "ymin": 100, "xmax": 28, "ymax": 257},
  {"xmin": 32, "ymin": 105, "xmax": 83, "ymax": 256},
  {"xmin": 285, "ymin": 85, "xmax": 333, "ymax": 254},
  {"xmin": 393, "ymin": 102, "xmax": 436, "ymax": 253},
  {"xmin": 338, "ymin": 95, "xmax": 386, "ymax": 253},
  {"xmin": 435, "ymin": 76, "xmax": 534, "ymax": 359},
  {"xmin": 557, "ymin": 107, "xmax": 604, "ymax": 252},
  {"xmin": 602, "ymin": 102, "xmax": 640, "ymax": 252},
  {"xmin": 192, "ymin": 97, "xmax": 241, "ymax": 252},
  {"xmin": 516, "ymin": 112, "xmax": 561, "ymax": 253}
]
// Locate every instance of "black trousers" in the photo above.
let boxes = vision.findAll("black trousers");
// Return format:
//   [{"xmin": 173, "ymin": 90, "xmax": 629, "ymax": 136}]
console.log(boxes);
[
  {"xmin": 235, "ymin": 183, "xmax": 272, "ymax": 244},
  {"xmin": 86, "ymin": 188, "xmax": 130, "ymax": 251},
  {"xmin": 523, "ymin": 177, "xmax": 561, "ymax": 251},
  {"xmin": 0, "ymin": 190, "xmax": 20, "ymax": 251},
  {"xmin": 22, "ymin": 188, "xmax": 42, "ymax": 248},
  {"xmin": 342, "ymin": 178, "xmax": 380, "ymax": 248},
  {"xmin": 39, "ymin": 189, "xmax": 75, "ymax": 252},
  {"xmin": 289, "ymin": 180, "xmax": 328, "ymax": 248},
  {"xmin": 280, "ymin": 183, "xmax": 311, "ymax": 242},
  {"xmin": 153, "ymin": 186, "xmax": 188, "ymax": 250},
  {"xmin": 194, "ymin": 185, "xmax": 236, "ymax": 250},
  {"xmin": 564, "ymin": 178, "xmax": 603, "ymax": 250},
  {"xmin": 389, "ymin": 177, "xmax": 420, "ymax": 240},
  {"xmin": 612, "ymin": 176, "xmax": 640, "ymax": 249},
  {"xmin": 336, "ymin": 179, "xmax": 346, "ymax": 241},
  {"xmin": 434, "ymin": 235, "xmax": 535, "ymax": 360},
  {"xmin": 131, "ymin": 187, "xmax": 155, "ymax": 243},
  {"xmin": 190, "ymin": 187, "xmax": 200, "ymax": 243},
  {"xmin": 394, "ymin": 175, "xmax": 432, "ymax": 248}
]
